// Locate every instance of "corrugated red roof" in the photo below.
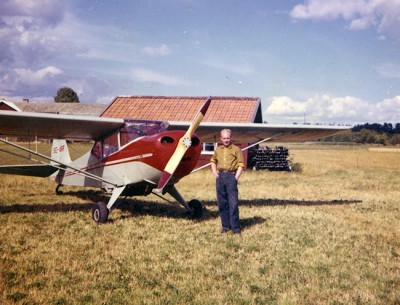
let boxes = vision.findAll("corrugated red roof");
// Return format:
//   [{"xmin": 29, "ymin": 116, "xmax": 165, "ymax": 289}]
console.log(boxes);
[{"xmin": 101, "ymin": 96, "xmax": 262, "ymax": 123}]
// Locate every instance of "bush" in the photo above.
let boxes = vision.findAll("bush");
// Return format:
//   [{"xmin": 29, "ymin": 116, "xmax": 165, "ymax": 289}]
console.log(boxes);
[{"xmin": 290, "ymin": 162, "xmax": 303, "ymax": 173}]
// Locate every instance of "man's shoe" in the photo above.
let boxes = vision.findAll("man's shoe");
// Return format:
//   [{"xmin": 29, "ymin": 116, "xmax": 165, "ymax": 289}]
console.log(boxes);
[{"xmin": 220, "ymin": 228, "xmax": 229, "ymax": 234}]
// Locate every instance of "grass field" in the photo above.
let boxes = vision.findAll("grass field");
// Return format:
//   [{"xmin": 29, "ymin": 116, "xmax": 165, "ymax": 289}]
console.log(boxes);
[{"xmin": 0, "ymin": 143, "xmax": 399, "ymax": 304}]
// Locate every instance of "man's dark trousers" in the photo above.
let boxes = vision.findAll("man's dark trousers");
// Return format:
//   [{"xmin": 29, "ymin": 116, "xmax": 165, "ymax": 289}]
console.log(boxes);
[{"xmin": 216, "ymin": 171, "xmax": 240, "ymax": 233}]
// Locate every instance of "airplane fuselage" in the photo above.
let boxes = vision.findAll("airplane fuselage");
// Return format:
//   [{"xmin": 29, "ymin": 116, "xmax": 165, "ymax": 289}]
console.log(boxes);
[{"xmin": 51, "ymin": 130, "xmax": 202, "ymax": 193}]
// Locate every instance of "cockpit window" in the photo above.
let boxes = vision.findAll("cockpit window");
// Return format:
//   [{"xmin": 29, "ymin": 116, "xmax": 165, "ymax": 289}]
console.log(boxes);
[
  {"xmin": 92, "ymin": 131, "xmax": 119, "ymax": 158},
  {"xmin": 92, "ymin": 120, "xmax": 169, "ymax": 159},
  {"xmin": 103, "ymin": 132, "xmax": 119, "ymax": 156},
  {"xmin": 120, "ymin": 120, "xmax": 168, "ymax": 146}
]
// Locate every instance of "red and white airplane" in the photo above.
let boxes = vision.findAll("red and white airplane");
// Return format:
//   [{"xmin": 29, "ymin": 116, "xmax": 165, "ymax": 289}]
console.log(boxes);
[{"xmin": 0, "ymin": 97, "xmax": 348, "ymax": 223}]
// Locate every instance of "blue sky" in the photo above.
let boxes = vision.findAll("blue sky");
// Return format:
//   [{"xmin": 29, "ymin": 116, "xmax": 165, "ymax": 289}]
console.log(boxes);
[{"xmin": 1, "ymin": 0, "xmax": 399, "ymax": 124}]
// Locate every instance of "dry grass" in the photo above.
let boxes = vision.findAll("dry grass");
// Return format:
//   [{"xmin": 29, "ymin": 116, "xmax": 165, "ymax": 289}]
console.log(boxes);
[{"xmin": 0, "ymin": 143, "xmax": 399, "ymax": 304}]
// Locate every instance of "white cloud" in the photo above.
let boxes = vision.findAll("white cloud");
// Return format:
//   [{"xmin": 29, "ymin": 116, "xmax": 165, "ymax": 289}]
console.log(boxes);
[
  {"xmin": 291, "ymin": 0, "xmax": 366, "ymax": 21},
  {"xmin": 14, "ymin": 66, "xmax": 63, "ymax": 86},
  {"xmin": 349, "ymin": 15, "xmax": 377, "ymax": 30},
  {"xmin": 204, "ymin": 57, "xmax": 255, "ymax": 76},
  {"xmin": 374, "ymin": 96, "xmax": 400, "ymax": 121},
  {"xmin": 265, "ymin": 96, "xmax": 306, "ymax": 116},
  {"xmin": 326, "ymin": 96, "xmax": 368, "ymax": 118},
  {"xmin": 2, "ymin": 95, "xmax": 54, "ymax": 103},
  {"xmin": 142, "ymin": 44, "xmax": 172, "ymax": 57},
  {"xmin": 0, "ymin": 66, "xmax": 63, "ymax": 95},
  {"xmin": 290, "ymin": 0, "xmax": 400, "ymax": 37},
  {"xmin": 132, "ymin": 68, "xmax": 191, "ymax": 86},
  {"xmin": 63, "ymin": 76, "xmax": 118, "ymax": 103},
  {"xmin": 264, "ymin": 94, "xmax": 400, "ymax": 124},
  {"xmin": 0, "ymin": 2, "xmax": 94, "ymax": 71},
  {"xmin": 0, "ymin": 0, "xmax": 69, "ymax": 64},
  {"xmin": 0, "ymin": 1, "xmax": 124, "ymax": 101},
  {"xmin": 0, "ymin": 0, "xmax": 65, "ymax": 26},
  {"xmin": 376, "ymin": 63, "xmax": 400, "ymax": 78}
]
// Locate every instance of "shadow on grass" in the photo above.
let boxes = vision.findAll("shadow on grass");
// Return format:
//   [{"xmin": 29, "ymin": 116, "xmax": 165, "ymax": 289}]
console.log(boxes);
[
  {"xmin": 240, "ymin": 216, "xmax": 268, "ymax": 231},
  {"xmin": 236, "ymin": 198, "xmax": 363, "ymax": 207},
  {"xmin": 116, "ymin": 199, "xmax": 219, "ymax": 221},
  {"xmin": 0, "ymin": 189, "xmax": 361, "ymax": 222},
  {"xmin": 0, "ymin": 190, "xmax": 219, "ymax": 221}
]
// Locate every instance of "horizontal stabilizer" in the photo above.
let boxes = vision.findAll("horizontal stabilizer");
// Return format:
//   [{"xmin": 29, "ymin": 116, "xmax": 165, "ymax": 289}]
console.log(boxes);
[{"xmin": 0, "ymin": 164, "xmax": 58, "ymax": 177}]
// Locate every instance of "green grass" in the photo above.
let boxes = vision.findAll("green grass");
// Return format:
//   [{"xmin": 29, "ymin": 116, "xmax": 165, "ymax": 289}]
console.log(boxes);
[{"xmin": 0, "ymin": 143, "xmax": 399, "ymax": 304}]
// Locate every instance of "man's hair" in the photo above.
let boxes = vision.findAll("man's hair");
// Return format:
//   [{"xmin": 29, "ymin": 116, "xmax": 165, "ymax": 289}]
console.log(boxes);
[{"xmin": 221, "ymin": 129, "xmax": 232, "ymax": 136}]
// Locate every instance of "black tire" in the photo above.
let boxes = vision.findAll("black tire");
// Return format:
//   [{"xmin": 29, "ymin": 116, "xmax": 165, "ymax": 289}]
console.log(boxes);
[
  {"xmin": 55, "ymin": 185, "xmax": 63, "ymax": 195},
  {"xmin": 92, "ymin": 202, "xmax": 109, "ymax": 223},
  {"xmin": 188, "ymin": 199, "xmax": 203, "ymax": 219}
]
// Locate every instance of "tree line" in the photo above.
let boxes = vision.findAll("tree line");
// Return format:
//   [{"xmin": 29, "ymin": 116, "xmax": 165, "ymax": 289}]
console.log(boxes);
[
  {"xmin": 323, "ymin": 123, "xmax": 400, "ymax": 146},
  {"xmin": 352, "ymin": 123, "xmax": 400, "ymax": 134}
]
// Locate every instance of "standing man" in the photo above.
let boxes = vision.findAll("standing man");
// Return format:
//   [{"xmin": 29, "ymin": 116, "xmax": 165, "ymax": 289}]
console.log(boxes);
[{"xmin": 210, "ymin": 129, "xmax": 244, "ymax": 234}]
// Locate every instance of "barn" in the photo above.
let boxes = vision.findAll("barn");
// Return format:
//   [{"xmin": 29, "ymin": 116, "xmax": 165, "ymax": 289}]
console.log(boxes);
[
  {"xmin": 0, "ymin": 99, "xmax": 22, "ymax": 111},
  {"xmin": 101, "ymin": 96, "xmax": 262, "ymax": 123}
]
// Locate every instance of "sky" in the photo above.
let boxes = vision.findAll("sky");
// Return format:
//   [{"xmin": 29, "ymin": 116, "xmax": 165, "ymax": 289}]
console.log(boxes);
[{"xmin": 1, "ymin": 0, "xmax": 400, "ymax": 125}]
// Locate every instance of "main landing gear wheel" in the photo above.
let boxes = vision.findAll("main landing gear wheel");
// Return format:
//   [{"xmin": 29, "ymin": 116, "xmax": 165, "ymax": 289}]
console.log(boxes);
[
  {"xmin": 188, "ymin": 199, "xmax": 203, "ymax": 219},
  {"xmin": 92, "ymin": 202, "xmax": 109, "ymax": 223}
]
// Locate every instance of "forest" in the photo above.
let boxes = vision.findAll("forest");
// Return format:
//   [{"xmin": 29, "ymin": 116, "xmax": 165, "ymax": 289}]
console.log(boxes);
[{"xmin": 322, "ymin": 122, "xmax": 400, "ymax": 145}]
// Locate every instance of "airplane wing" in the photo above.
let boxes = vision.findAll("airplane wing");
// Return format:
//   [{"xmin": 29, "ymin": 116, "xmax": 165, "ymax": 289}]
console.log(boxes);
[
  {"xmin": 0, "ymin": 110, "xmax": 125, "ymax": 141},
  {"xmin": 167, "ymin": 121, "xmax": 350, "ymax": 143},
  {"xmin": 0, "ymin": 164, "xmax": 57, "ymax": 177}
]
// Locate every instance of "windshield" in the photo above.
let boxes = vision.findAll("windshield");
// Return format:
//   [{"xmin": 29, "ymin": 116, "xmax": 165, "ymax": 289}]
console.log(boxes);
[
  {"xmin": 92, "ymin": 119, "xmax": 169, "ymax": 159},
  {"xmin": 120, "ymin": 119, "xmax": 169, "ymax": 146}
]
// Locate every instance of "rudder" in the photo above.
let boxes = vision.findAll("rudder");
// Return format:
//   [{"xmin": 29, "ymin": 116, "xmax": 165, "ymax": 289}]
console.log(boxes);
[{"xmin": 51, "ymin": 140, "xmax": 72, "ymax": 165}]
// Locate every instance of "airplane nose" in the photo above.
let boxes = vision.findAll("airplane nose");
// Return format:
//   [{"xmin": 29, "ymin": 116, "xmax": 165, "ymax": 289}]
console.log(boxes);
[
  {"xmin": 174, "ymin": 135, "xmax": 201, "ymax": 176},
  {"xmin": 155, "ymin": 131, "xmax": 201, "ymax": 177}
]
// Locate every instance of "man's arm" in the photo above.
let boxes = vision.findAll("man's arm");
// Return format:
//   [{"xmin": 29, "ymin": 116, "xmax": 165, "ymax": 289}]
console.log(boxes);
[
  {"xmin": 211, "ymin": 162, "xmax": 219, "ymax": 178},
  {"xmin": 235, "ymin": 166, "xmax": 243, "ymax": 181},
  {"xmin": 235, "ymin": 145, "xmax": 244, "ymax": 181}
]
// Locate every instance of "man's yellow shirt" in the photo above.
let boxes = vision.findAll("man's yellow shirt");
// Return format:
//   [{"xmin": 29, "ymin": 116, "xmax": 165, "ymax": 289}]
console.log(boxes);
[{"xmin": 210, "ymin": 144, "xmax": 244, "ymax": 172}]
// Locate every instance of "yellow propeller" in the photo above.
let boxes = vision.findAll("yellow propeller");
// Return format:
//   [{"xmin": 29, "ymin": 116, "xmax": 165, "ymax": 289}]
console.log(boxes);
[{"xmin": 156, "ymin": 96, "xmax": 212, "ymax": 192}]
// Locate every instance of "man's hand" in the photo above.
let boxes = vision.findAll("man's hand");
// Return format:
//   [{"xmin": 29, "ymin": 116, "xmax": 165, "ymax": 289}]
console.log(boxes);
[
  {"xmin": 211, "ymin": 162, "xmax": 219, "ymax": 178},
  {"xmin": 235, "ymin": 167, "xmax": 244, "ymax": 181}
]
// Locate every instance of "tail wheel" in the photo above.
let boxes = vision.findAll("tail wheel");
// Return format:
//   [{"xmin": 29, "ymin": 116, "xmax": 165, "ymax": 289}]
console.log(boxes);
[
  {"xmin": 188, "ymin": 199, "xmax": 203, "ymax": 219},
  {"xmin": 92, "ymin": 202, "xmax": 109, "ymax": 223},
  {"xmin": 55, "ymin": 184, "xmax": 63, "ymax": 195}
]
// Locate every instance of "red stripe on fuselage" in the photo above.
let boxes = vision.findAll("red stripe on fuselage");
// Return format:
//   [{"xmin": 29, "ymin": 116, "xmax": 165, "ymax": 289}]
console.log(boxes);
[{"xmin": 61, "ymin": 130, "xmax": 201, "ymax": 179}]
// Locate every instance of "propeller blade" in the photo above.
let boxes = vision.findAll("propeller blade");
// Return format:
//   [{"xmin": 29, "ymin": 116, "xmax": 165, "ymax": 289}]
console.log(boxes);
[{"xmin": 156, "ymin": 96, "xmax": 212, "ymax": 192}]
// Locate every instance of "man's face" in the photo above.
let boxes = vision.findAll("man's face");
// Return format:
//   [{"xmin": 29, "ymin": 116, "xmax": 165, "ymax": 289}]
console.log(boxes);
[{"xmin": 220, "ymin": 132, "xmax": 232, "ymax": 147}]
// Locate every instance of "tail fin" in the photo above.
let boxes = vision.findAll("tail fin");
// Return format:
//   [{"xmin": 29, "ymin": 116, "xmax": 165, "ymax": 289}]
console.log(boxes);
[{"xmin": 51, "ymin": 140, "xmax": 72, "ymax": 165}]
